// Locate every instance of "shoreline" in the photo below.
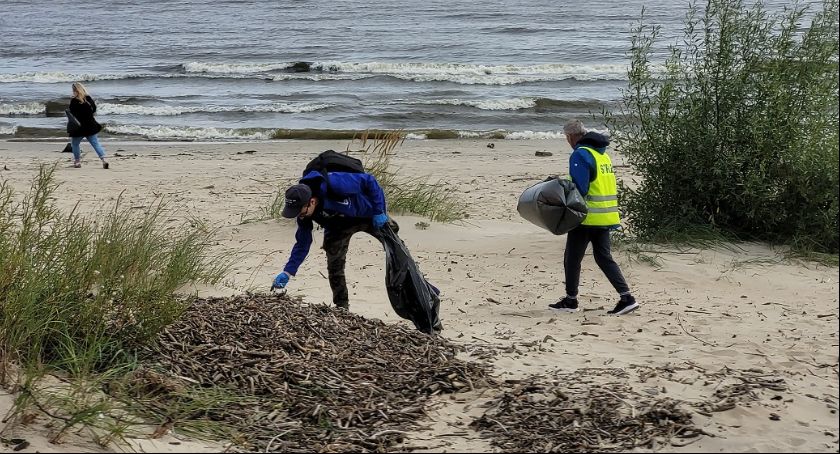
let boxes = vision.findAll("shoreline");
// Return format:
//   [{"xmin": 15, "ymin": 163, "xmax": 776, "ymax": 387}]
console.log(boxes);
[{"xmin": 0, "ymin": 127, "xmax": 570, "ymax": 142}]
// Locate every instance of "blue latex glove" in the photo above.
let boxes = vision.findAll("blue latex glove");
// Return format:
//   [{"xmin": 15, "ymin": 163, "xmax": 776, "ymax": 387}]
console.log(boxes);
[
  {"xmin": 372, "ymin": 213, "xmax": 389, "ymax": 229},
  {"xmin": 272, "ymin": 272, "xmax": 290, "ymax": 290}
]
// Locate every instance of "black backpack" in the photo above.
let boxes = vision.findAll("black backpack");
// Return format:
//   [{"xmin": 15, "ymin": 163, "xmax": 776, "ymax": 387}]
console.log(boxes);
[
  {"xmin": 303, "ymin": 150, "xmax": 365, "ymax": 198},
  {"xmin": 303, "ymin": 150, "xmax": 364, "ymax": 176}
]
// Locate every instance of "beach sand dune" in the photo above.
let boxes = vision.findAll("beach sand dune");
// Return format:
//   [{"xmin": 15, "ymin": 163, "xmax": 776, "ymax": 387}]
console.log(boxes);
[{"xmin": 1, "ymin": 139, "xmax": 837, "ymax": 453}]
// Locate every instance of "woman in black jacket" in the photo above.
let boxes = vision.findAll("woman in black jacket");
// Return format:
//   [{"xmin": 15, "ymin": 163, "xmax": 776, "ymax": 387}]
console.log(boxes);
[{"xmin": 68, "ymin": 82, "xmax": 109, "ymax": 169}]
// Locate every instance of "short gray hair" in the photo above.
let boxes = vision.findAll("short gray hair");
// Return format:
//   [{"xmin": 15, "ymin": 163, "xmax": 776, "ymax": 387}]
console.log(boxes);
[{"xmin": 563, "ymin": 119, "xmax": 587, "ymax": 136}]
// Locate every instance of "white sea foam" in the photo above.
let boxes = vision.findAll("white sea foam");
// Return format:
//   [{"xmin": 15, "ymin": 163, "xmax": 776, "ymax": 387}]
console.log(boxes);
[
  {"xmin": 270, "ymin": 73, "xmax": 374, "ymax": 81},
  {"xmin": 182, "ymin": 62, "xmax": 293, "ymax": 74},
  {"xmin": 1, "ymin": 62, "xmax": 655, "ymax": 86},
  {"xmin": 504, "ymin": 130, "xmax": 567, "ymax": 140},
  {"xmin": 0, "ymin": 102, "xmax": 45, "ymax": 115},
  {"xmin": 426, "ymin": 98, "xmax": 537, "ymax": 110},
  {"xmin": 315, "ymin": 61, "xmax": 645, "ymax": 84},
  {"xmin": 404, "ymin": 133, "xmax": 427, "ymax": 140},
  {"xmin": 0, "ymin": 72, "xmax": 140, "ymax": 83},
  {"xmin": 175, "ymin": 60, "xmax": 661, "ymax": 84},
  {"xmin": 0, "ymin": 71, "xmax": 260, "ymax": 84},
  {"xmin": 506, "ymin": 128, "xmax": 611, "ymax": 139},
  {"xmin": 319, "ymin": 61, "xmax": 624, "ymax": 76},
  {"xmin": 104, "ymin": 124, "xmax": 274, "ymax": 140},
  {"xmin": 0, "ymin": 124, "xmax": 18, "ymax": 135},
  {"xmin": 98, "ymin": 102, "xmax": 332, "ymax": 116}
]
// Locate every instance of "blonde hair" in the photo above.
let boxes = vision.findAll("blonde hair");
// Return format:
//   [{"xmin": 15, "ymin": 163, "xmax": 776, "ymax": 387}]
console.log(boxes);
[{"xmin": 72, "ymin": 82, "xmax": 89, "ymax": 103}]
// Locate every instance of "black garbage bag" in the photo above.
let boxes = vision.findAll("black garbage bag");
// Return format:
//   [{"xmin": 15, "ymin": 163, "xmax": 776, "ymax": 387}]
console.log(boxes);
[
  {"xmin": 65, "ymin": 109, "xmax": 82, "ymax": 136},
  {"xmin": 517, "ymin": 178, "xmax": 588, "ymax": 235},
  {"xmin": 380, "ymin": 224, "xmax": 441, "ymax": 334}
]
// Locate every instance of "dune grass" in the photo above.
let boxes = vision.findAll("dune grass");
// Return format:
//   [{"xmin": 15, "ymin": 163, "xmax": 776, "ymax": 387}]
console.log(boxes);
[
  {"xmin": 1, "ymin": 165, "xmax": 229, "ymax": 376},
  {"xmin": 0, "ymin": 164, "xmax": 231, "ymax": 443},
  {"xmin": 347, "ymin": 131, "xmax": 465, "ymax": 222},
  {"xmin": 262, "ymin": 130, "xmax": 465, "ymax": 223},
  {"xmin": 350, "ymin": 130, "xmax": 466, "ymax": 223}
]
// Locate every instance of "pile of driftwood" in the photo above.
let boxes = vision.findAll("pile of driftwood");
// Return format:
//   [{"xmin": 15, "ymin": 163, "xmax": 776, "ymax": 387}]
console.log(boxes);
[
  {"xmin": 122, "ymin": 293, "xmax": 491, "ymax": 452},
  {"xmin": 471, "ymin": 364, "xmax": 791, "ymax": 452},
  {"xmin": 115, "ymin": 294, "xmax": 786, "ymax": 453},
  {"xmin": 471, "ymin": 368, "xmax": 704, "ymax": 453}
]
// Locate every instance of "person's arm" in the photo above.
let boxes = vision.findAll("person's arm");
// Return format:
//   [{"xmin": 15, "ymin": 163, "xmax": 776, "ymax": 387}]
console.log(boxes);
[
  {"xmin": 86, "ymin": 96, "xmax": 97, "ymax": 114},
  {"xmin": 283, "ymin": 218, "xmax": 313, "ymax": 276},
  {"xmin": 569, "ymin": 149, "xmax": 594, "ymax": 196},
  {"xmin": 360, "ymin": 173, "xmax": 387, "ymax": 215},
  {"xmin": 69, "ymin": 98, "xmax": 82, "ymax": 117}
]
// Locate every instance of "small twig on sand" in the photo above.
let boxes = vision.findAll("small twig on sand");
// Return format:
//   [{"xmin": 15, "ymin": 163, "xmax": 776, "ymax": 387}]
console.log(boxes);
[
  {"xmin": 265, "ymin": 430, "xmax": 294, "ymax": 453},
  {"xmin": 676, "ymin": 314, "xmax": 717, "ymax": 347},
  {"xmin": 602, "ymin": 389, "xmax": 637, "ymax": 418},
  {"xmin": 501, "ymin": 313, "xmax": 532, "ymax": 318},
  {"xmin": 670, "ymin": 436, "xmax": 703, "ymax": 448},
  {"xmin": 486, "ymin": 417, "xmax": 509, "ymax": 434},
  {"xmin": 371, "ymin": 429, "xmax": 409, "ymax": 439}
]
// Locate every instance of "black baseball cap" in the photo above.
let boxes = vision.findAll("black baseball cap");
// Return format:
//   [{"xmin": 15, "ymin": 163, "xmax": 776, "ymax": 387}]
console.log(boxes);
[{"xmin": 281, "ymin": 184, "xmax": 313, "ymax": 218}]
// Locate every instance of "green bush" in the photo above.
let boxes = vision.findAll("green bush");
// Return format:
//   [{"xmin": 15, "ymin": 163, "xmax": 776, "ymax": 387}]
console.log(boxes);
[
  {"xmin": 605, "ymin": 0, "xmax": 839, "ymax": 254},
  {"xmin": 0, "ymin": 165, "xmax": 229, "ymax": 375}
]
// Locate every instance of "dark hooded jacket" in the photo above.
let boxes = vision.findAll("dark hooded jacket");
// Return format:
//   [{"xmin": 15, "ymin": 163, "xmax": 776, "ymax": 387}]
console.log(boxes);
[{"xmin": 68, "ymin": 96, "xmax": 102, "ymax": 138}]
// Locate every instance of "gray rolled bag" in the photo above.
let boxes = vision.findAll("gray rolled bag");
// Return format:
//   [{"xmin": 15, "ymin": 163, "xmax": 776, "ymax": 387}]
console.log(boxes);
[{"xmin": 517, "ymin": 178, "xmax": 588, "ymax": 235}]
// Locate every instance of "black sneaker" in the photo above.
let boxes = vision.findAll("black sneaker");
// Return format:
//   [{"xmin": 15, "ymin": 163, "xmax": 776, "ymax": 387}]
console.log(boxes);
[
  {"xmin": 608, "ymin": 295, "xmax": 639, "ymax": 315},
  {"xmin": 548, "ymin": 297, "xmax": 579, "ymax": 312}
]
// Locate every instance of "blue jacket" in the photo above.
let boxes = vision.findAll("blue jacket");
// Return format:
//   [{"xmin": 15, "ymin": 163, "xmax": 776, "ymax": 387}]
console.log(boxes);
[
  {"xmin": 283, "ymin": 170, "xmax": 387, "ymax": 275},
  {"xmin": 569, "ymin": 131, "xmax": 611, "ymax": 197}
]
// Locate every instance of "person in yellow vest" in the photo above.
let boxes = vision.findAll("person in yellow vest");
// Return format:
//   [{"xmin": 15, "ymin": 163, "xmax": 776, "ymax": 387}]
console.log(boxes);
[{"xmin": 548, "ymin": 119, "xmax": 638, "ymax": 315}]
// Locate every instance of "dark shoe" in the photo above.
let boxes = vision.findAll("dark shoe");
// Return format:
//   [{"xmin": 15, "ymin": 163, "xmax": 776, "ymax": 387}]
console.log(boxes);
[
  {"xmin": 608, "ymin": 295, "xmax": 639, "ymax": 315},
  {"xmin": 548, "ymin": 297, "xmax": 579, "ymax": 312},
  {"xmin": 102, "ymin": 161, "xmax": 109, "ymax": 169}
]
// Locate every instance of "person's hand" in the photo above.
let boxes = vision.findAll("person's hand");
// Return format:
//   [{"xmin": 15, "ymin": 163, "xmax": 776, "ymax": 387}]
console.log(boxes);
[
  {"xmin": 372, "ymin": 213, "xmax": 389, "ymax": 229},
  {"xmin": 272, "ymin": 272, "xmax": 291, "ymax": 290}
]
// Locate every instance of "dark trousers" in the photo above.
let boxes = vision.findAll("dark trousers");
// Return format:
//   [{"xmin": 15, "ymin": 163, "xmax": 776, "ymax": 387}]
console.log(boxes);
[
  {"xmin": 322, "ymin": 219, "xmax": 398, "ymax": 308},
  {"xmin": 564, "ymin": 226, "xmax": 630, "ymax": 297}
]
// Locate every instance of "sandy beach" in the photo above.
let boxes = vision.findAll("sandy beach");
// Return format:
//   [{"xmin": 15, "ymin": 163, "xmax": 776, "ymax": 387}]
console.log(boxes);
[{"xmin": 1, "ymin": 138, "xmax": 838, "ymax": 453}]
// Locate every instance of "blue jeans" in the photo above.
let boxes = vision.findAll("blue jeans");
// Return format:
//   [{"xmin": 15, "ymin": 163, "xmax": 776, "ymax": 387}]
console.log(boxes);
[{"xmin": 71, "ymin": 134, "xmax": 107, "ymax": 161}]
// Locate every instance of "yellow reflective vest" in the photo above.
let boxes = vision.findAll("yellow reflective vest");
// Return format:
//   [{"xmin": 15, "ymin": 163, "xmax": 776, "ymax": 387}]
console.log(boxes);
[{"xmin": 578, "ymin": 146, "xmax": 620, "ymax": 227}]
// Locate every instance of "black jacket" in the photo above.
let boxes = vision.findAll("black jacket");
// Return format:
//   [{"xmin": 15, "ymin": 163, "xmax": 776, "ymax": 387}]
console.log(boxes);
[{"xmin": 68, "ymin": 96, "xmax": 103, "ymax": 137}]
